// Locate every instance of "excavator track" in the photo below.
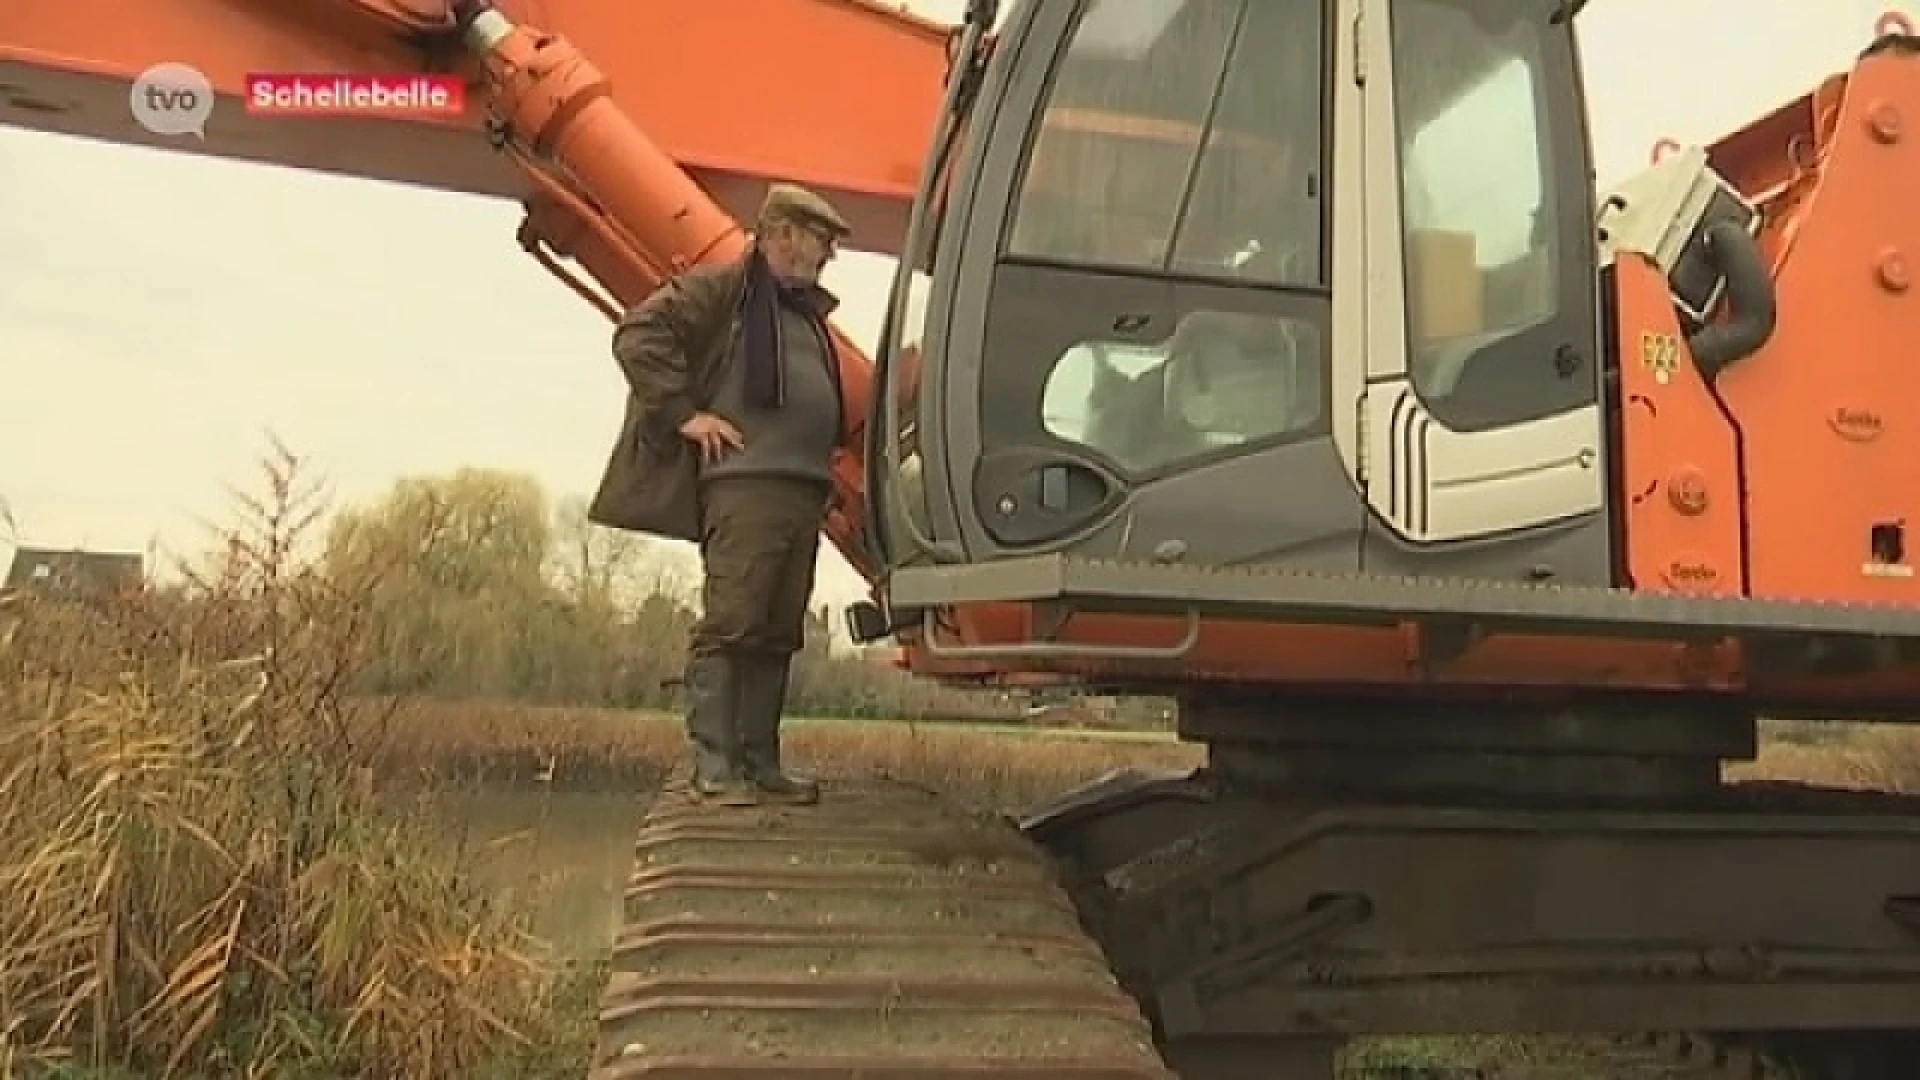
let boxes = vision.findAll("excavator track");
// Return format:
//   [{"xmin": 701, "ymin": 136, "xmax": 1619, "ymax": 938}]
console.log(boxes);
[{"xmin": 588, "ymin": 776, "xmax": 1177, "ymax": 1079}]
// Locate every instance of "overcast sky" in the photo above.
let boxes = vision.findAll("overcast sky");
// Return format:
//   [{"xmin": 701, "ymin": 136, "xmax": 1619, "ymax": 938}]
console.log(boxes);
[{"xmin": 0, "ymin": 0, "xmax": 1907, "ymax": 610}]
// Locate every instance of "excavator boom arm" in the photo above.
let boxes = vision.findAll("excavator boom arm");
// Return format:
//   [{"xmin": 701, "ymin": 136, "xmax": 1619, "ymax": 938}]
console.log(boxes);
[
  {"xmin": 0, "ymin": 0, "xmax": 955, "ymax": 582},
  {"xmin": 0, "ymin": 0, "xmax": 949, "ymax": 246}
]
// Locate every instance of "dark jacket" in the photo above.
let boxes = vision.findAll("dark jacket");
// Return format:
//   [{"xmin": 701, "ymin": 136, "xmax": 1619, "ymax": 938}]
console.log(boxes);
[{"xmin": 586, "ymin": 251, "xmax": 841, "ymax": 541}]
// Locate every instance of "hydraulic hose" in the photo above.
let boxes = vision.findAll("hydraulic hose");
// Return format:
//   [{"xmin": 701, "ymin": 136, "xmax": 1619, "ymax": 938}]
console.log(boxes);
[{"xmin": 1688, "ymin": 218, "xmax": 1777, "ymax": 380}]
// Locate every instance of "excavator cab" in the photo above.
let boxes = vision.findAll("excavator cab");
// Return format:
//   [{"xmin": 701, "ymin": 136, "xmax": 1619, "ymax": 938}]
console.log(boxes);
[{"xmin": 868, "ymin": 0, "xmax": 1615, "ymax": 627}]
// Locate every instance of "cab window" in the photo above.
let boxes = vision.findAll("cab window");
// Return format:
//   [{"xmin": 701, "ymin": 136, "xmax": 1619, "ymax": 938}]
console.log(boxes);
[
  {"xmin": 1392, "ymin": 0, "xmax": 1576, "ymax": 430},
  {"xmin": 1005, "ymin": 0, "xmax": 1325, "ymax": 289}
]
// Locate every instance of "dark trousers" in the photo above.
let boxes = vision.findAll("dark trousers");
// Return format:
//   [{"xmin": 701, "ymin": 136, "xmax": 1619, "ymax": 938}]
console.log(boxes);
[
  {"xmin": 691, "ymin": 474, "xmax": 828, "ymax": 661},
  {"xmin": 683, "ymin": 474, "xmax": 828, "ymax": 797}
]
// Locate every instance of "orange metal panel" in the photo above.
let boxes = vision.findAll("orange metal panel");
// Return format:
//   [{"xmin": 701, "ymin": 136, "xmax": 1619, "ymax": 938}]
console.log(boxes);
[
  {"xmin": 0, "ymin": 0, "xmax": 949, "ymax": 255},
  {"xmin": 1713, "ymin": 46, "xmax": 1920, "ymax": 606},
  {"xmin": 1609, "ymin": 254, "xmax": 1745, "ymax": 599}
]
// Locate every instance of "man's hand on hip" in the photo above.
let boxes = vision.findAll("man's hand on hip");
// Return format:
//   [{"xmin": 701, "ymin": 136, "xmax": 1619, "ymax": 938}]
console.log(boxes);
[{"xmin": 680, "ymin": 412, "xmax": 745, "ymax": 463}]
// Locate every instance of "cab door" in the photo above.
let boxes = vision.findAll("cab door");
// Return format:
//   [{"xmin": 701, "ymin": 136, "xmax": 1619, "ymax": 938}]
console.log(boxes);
[
  {"xmin": 912, "ymin": 0, "xmax": 1366, "ymax": 574},
  {"xmin": 1346, "ymin": 0, "xmax": 1613, "ymax": 584}
]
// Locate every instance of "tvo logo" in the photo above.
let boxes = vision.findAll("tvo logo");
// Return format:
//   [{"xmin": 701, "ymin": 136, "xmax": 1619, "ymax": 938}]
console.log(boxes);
[{"xmin": 130, "ymin": 62, "xmax": 214, "ymax": 138}]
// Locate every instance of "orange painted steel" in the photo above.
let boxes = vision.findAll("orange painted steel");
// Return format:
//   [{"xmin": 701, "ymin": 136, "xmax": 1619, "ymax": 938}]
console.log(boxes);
[
  {"xmin": 1710, "ymin": 42, "xmax": 1920, "ymax": 607},
  {"xmin": 1609, "ymin": 253, "xmax": 1746, "ymax": 599},
  {"xmin": 0, "ymin": 0, "xmax": 947, "ymax": 252},
  {"xmin": 901, "ymin": 604, "xmax": 1748, "ymax": 697}
]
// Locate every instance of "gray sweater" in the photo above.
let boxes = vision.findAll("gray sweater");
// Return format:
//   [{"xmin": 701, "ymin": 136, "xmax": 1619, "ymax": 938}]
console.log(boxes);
[{"xmin": 703, "ymin": 303, "xmax": 843, "ymax": 485}]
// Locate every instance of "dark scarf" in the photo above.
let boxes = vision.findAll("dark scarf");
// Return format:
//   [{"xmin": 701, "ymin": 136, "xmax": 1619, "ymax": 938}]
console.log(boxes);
[{"xmin": 738, "ymin": 249, "xmax": 829, "ymax": 410}]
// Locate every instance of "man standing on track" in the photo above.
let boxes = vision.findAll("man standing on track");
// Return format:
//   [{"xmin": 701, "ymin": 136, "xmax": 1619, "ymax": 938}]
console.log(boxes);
[{"xmin": 585, "ymin": 183, "xmax": 852, "ymax": 807}]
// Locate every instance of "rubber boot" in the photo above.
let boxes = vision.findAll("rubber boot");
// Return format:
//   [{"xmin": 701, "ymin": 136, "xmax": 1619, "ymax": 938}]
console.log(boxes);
[
  {"xmin": 737, "ymin": 655, "xmax": 819, "ymax": 805},
  {"xmin": 683, "ymin": 654, "xmax": 756, "ymax": 807}
]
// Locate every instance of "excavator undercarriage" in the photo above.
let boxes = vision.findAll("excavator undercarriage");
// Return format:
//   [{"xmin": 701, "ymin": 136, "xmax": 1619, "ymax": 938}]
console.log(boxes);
[{"xmin": 590, "ymin": 694, "xmax": 1920, "ymax": 1079}]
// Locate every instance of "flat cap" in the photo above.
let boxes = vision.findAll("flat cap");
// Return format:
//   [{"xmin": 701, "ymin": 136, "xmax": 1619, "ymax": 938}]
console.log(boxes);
[{"xmin": 760, "ymin": 182, "xmax": 852, "ymax": 239}]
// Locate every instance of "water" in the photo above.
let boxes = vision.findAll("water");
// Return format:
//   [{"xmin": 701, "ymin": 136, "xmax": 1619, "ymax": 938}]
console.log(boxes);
[{"xmin": 401, "ymin": 787, "xmax": 646, "ymax": 960}]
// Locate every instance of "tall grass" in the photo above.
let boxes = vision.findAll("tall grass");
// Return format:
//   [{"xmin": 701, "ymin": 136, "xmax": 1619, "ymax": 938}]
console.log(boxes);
[{"xmin": 0, "ymin": 446, "xmax": 578, "ymax": 1079}]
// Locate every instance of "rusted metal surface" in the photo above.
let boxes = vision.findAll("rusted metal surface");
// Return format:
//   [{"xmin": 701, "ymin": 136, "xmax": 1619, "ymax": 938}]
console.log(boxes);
[{"xmin": 589, "ymin": 778, "xmax": 1177, "ymax": 1079}]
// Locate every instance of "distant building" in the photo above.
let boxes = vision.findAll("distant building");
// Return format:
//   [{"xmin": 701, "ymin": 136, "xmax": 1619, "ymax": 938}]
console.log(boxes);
[{"xmin": 2, "ymin": 547, "xmax": 145, "ymax": 599}]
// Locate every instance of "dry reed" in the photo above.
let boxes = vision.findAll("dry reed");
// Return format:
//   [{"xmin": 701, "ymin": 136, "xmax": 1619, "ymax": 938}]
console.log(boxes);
[{"xmin": 0, "ymin": 445, "xmax": 577, "ymax": 1079}]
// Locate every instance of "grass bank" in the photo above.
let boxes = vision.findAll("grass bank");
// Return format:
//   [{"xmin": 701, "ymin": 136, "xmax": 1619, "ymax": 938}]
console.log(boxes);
[{"xmin": 364, "ymin": 696, "xmax": 1198, "ymax": 799}]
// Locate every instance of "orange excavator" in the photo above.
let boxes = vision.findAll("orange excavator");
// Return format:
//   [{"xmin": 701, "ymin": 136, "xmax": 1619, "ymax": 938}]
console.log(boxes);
[{"xmin": 7, "ymin": 0, "xmax": 1920, "ymax": 1076}]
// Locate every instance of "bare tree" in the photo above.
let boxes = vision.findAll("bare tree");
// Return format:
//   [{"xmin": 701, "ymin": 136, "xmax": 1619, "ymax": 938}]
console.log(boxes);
[{"xmin": 547, "ymin": 494, "xmax": 677, "ymax": 609}]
